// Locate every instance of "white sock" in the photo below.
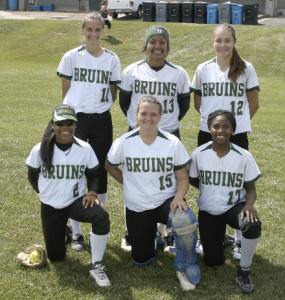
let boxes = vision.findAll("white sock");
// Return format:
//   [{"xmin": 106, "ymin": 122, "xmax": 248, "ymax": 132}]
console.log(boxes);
[
  {"xmin": 157, "ymin": 223, "xmax": 164, "ymax": 236},
  {"xmin": 240, "ymin": 236, "xmax": 260, "ymax": 268},
  {"xmin": 90, "ymin": 232, "xmax": 109, "ymax": 263},
  {"xmin": 70, "ymin": 219, "xmax": 82, "ymax": 235},
  {"xmin": 98, "ymin": 193, "xmax": 107, "ymax": 207},
  {"xmin": 235, "ymin": 229, "xmax": 242, "ymax": 241}
]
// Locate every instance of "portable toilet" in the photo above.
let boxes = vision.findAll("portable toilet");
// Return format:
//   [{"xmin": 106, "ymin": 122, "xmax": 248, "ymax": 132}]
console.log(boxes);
[
  {"xmin": 156, "ymin": 1, "xmax": 168, "ymax": 22},
  {"xmin": 182, "ymin": 1, "xmax": 194, "ymax": 23},
  {"xmin": 219, "ymin": 2, "xmax": 231, "ymax": 24},
  {"xmin": 207, "ymin": 3, "xmax": 219, "ymax": 24},
  {"xmin": 168, "ymin": 2, "xmax": 182, "ymax": 23},
  {"xmin": 231, "ymin": 4, "xmax": 243, "ymax": 25}
]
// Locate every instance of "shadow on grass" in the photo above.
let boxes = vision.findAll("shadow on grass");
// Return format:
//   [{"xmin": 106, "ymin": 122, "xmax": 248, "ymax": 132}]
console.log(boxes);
[
  {"xmin": 50, "ymin": 244, "xmax": 284, "ymax": 299},
  {"xmin": 102, "ymin": 36, "xmax": 123, "ymax": 45}
]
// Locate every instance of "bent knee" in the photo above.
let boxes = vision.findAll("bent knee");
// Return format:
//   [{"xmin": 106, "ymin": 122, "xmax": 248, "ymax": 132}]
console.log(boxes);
[
  {"xmin": 241, "ymin": 220, "xmax": 262, "ymax": 239},
  {"xmin": 91, "ymin": 209, "xmax": 110, "ymax": 235}
]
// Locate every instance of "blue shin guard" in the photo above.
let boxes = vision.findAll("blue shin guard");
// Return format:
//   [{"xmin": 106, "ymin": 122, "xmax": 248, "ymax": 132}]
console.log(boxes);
[{"xmin": 168, "ymin": 208, "xmax": 200, "ymax": 285}]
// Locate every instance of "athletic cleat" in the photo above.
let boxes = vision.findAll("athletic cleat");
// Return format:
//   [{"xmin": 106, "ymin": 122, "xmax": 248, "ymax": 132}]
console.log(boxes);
[
  {"xmin": 164, "ymin": 234, "xmax": 175, "ymax": 252},
  {"xmin": 236, "ymin": 266, "xmax": 254, "ymax": 294},
  {"xmin": 233, "ymin": 240, "xmax": 241, "ymax": 260},
  {"xmin": 223, "ymin": 232, "xmax": 235, "ymax": 247},
  {"xmin": 121, "ymin": 235, "xmax": 132, "ymax": 252},
  {"xmin": 71, "ymin": 234, "xmax": 84, "ymax": 251},
  {"xmin": 89, "ymin": 261, "xmax": 111, "ymax": 287},
  {"xmin": 195, "ymin": 239, "xmax": 204, "ymax": 255},
  {"xmin": 65, "ymin": 223, "xmax": 72, "ymax": 244},
  {"xmin": 176, "ymin": 271, "xmax": 196, "ymax": 291}
]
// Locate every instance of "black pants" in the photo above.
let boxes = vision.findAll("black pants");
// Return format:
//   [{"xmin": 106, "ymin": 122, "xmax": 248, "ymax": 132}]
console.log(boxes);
[
  {"xmin": 41, "ymin": 198, "xmax": 110, "ymax": 261},
  {"xmin": 199, "ymin": 202, "xmax": 261, "ymax": 267},
  {"xmin": 76, "ymin": 111, "xmax": 113, "ymax": 194},
  {"xmin": 104, "ymin": 19, "xmax": 111, "ymax": 29},
  {"xmin": 198, "ymin": 130, "xmax": 249, "ymax": 150},
  {"xmin": 126, "ymin": 197, "xmax": 173, "ymax": 264}
]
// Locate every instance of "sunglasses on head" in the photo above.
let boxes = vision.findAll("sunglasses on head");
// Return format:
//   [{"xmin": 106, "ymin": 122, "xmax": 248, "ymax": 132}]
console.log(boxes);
[{"xmin": 54, "ymin": 120, "xmax": 75, "ymax": 127}]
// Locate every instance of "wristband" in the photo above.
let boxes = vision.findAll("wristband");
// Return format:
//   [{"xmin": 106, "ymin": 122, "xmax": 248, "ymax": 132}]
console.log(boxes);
[{"xmin": 88, "ymin": 191, "xmax": 98, "ymax": 198}]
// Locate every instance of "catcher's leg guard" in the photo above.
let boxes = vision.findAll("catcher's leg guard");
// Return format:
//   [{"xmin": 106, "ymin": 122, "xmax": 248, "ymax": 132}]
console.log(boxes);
[{"xmin": 168, "ymin": 208, "xmax": 200, "ymax": 285}]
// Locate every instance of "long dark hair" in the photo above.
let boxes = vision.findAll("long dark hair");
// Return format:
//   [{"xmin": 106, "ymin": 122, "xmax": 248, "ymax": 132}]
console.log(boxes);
[
  {"xmin": 40, "ymin": 120, "xmax": 55, "ymax": 172},
  {"xmin": 213, "ymin": 24, "xmax": 246, "ymax": 83}
]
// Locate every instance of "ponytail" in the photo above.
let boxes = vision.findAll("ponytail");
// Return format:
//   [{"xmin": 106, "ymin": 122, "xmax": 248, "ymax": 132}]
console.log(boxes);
[
  {"xmin": 40, "ymin": 120, "xmax": 55, "ymax": 171},
  {"xmin": 228, "ymin": 47, "xmax": 246, "ymax": 83}
]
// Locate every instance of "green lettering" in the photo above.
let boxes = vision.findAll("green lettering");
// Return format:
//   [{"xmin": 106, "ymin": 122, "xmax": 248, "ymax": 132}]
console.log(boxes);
[
  {"xmin": 208, "ymin": 82, "xmax": 215, "ymax": 96},
  {"xmin": 80, "ymin": 68, "xmax": 87, "ymax": 82},
  {"xmin": 126, "ymin": 157, "xmax": 132, "ymax": 171},
  {"xmin": 227, "ymin": 172, "xmax": 236, "ymax": 187},
  {"xmin": 205, "ymin": 170, "xmax": 212, "ymax": 185},
  {"xmin": 140, "ymin": 81, "xmax": 148, "ymax": 94},
  {"xmin": 74, "ymin": 68, "xmax": 79, "ymax": 81}
]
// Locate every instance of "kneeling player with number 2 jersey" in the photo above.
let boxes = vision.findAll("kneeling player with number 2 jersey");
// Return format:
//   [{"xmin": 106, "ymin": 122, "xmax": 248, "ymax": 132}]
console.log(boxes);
[{"xmin": 25, "ymin": 104, "xmax": 111, "ymax": 287}]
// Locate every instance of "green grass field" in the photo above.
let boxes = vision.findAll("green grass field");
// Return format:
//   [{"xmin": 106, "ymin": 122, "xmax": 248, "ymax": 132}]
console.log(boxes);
[{"xmin": 0, "ymin": 19, "xmax": 284, "ymax": 300}]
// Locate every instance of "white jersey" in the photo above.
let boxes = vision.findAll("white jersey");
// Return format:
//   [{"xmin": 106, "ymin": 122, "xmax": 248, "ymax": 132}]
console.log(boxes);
[
  {"xmin": 107, "ymin": 129, "xmax": 190, "ymax": 212},
  {"xmin": 57, "ymin": 46, "xmax": 121, "ymax": 114},
  {"xmin": 25, "ymin": 137, "xmax": 99, "ymax": 209},
  {"xmin": 192, "ymin": 58, "xmax": 259, "ymax": 135},
  {"xmin": 117, "ymin": 59, "xmax": 191, "ymax": 132},
  {"xmin": 189, "ymin": 142, "xmax": 261, "ymax": 215}
]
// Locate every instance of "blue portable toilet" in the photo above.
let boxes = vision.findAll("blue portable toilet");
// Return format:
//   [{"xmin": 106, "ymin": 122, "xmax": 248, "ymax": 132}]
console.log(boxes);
[
  {"xmin": 207, "ymin": 4, "xmax": 219, "ymax": 24},
  {"xmin": 231, "ymin": 4, "xmax": 243, "ymax": 25}
]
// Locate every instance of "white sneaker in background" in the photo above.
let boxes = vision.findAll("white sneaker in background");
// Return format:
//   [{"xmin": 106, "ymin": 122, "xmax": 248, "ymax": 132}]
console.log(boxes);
[
  {"xmin": 121, "ymin": 235, "xmax": 132, "ymax": 252},
  {"xmin": 233, "ymin": 240, "xmax": 241, "ymax": 260}
]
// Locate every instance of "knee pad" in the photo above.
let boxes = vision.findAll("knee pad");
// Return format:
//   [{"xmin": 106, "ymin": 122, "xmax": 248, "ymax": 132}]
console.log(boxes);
[
  {"xmin": 241, "ymin": 220, "xmax": 262, "ymax": 239},
  {"xmin": 168, "ymin": 208, "xmax": 200, "ymax": 284}
]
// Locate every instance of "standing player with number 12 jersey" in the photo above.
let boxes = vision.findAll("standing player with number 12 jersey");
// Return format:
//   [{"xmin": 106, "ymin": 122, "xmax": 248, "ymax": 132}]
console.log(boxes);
[{"xmin": 192, "ymin": 24, "xmax": 260, "ymax": 258}]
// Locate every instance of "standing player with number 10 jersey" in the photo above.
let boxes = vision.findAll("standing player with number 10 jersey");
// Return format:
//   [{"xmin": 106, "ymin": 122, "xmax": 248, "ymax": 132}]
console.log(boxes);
[{"xmin": 57, "ymin": 12, "xmax": 121, "ymax": 250}]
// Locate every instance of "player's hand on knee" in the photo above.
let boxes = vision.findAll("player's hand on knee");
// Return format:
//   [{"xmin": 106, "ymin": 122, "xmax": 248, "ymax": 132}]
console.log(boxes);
[
  {"xmin": 82, "ymin": 195, "xmax": 102, "ymax": 208},
  {"xmin": 170, "ymin": 196, "xmax": 188, "ymax": 213},
  {"xmin": 241, "ymin": 205, "xmax": 259, "ymax": 223}
]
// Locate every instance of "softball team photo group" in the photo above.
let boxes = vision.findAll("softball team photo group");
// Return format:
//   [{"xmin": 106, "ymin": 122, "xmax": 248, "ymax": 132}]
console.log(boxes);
[{"xmin": 25, "ymin": 11, "xmax": 262, "ymax": 294}]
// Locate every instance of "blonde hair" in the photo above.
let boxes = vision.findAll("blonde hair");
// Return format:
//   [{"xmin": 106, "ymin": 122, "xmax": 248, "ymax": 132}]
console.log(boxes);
[
  {"xmin": 136, "ymin": 96, "xmax": 162, "ymax": 115},
  {"xmin": 82, "ymin": 12, "xmax": 105, "ymax": 29}
]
